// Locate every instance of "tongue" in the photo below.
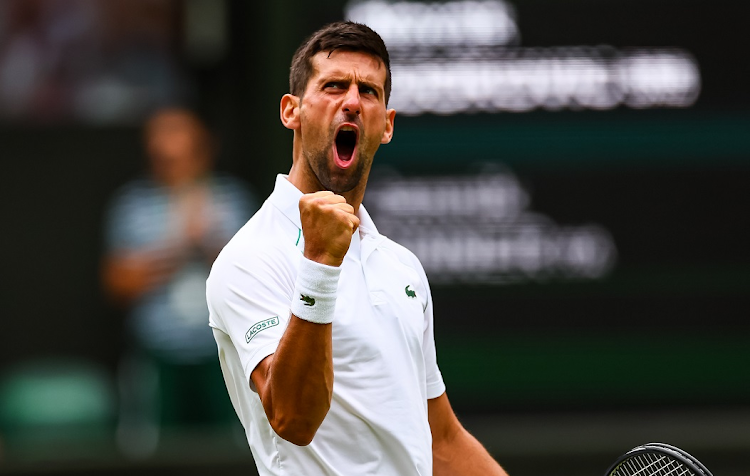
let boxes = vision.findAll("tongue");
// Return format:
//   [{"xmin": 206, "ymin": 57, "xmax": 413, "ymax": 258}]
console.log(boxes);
[{"xmin": 337, "ymin": 142, "xmax": 354, "ymax": 162}]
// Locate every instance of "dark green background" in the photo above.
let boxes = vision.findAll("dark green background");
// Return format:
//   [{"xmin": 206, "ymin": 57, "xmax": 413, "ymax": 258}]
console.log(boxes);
[{"xmin": 1, "ymin": 0, "xmax": 749, "ymax": 416}]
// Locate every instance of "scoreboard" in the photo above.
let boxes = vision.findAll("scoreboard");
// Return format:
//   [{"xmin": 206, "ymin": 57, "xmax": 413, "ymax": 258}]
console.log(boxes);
[{"xmin": 339, "ymin": 0, "xmax": 750, "ymax": 411}]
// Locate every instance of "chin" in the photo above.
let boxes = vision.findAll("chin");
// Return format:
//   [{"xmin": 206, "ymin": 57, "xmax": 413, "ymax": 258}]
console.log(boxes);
[{"xmin": 323, "ymin": 170, "xmax": 361, "ymax": 195}]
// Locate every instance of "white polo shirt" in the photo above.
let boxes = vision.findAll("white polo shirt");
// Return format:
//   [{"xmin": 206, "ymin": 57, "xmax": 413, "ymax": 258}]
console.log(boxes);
[{"xmin": 207, "ymin": 175, "xmax": 446, "ymax": 476}]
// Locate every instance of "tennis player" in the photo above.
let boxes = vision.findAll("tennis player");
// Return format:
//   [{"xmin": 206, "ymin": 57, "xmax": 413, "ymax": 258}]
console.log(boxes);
[{"xmin": 206, "ymin": 21, "xmax": 508, "ymax": 475}]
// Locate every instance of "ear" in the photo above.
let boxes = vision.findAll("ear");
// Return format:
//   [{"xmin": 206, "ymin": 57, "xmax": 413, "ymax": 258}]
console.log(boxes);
[
  {"xmin": 280, "ymin": 94, "xmax": 301, "ymax": 130},
  {"xmin": 380, "ymin": 108, "xmax": 396, "ymax": 144}
]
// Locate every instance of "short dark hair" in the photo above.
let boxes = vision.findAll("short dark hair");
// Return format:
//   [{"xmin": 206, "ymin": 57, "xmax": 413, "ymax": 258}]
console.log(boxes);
[{"xmin": 289, "ymin": 21, "xmax": 391, "ymax": 104}]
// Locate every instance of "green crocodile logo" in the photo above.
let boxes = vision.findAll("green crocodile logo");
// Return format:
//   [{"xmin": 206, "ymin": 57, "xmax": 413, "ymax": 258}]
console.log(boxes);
[
  {"xmin": 405, "ymin": 285, "xmax": 416, "ymax": 298},
  {"xmin": 300, "ymin": 294, "xmax": 315, "ymax": 306}
]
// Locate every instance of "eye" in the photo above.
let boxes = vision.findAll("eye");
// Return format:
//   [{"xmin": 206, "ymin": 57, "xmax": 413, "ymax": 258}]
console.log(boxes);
[
  {"xmin": 360, "ymin": 86, "xmax": 377, "ymax": 96},
  {"xmin": 324, "ymin": 82, "xmax": 344, "ymax": 90}
]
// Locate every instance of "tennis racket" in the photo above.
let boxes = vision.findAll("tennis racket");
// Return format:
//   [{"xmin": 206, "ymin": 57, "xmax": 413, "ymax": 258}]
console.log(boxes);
[{"xmin": 605, "ymin": 443, "xmax": 713, "ymax": 476}]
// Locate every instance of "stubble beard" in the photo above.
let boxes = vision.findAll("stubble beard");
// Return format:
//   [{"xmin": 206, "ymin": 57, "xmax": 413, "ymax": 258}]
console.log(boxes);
[{"xmin": 304, "ymin": 136, "xmax": 373, "ymax": 195}]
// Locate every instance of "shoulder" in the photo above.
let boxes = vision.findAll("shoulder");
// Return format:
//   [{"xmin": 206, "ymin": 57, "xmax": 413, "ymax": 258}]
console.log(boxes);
[
  {"xmin": 104, "ymin": 178, "xmax": 163, "ymax": 233},
  {"xmin": 210, "ymin": 173, "xmax": 252, "ymax": 194},
  {"xmin": 208, "ymin": 201, "xmax": 301, "ymax": 293},
  {"xmin": 113, "ymin": 177, "xmax": 160, "ymax": 197},
  {"xmin": 108, "ymin": 177, "xmax": 160, "ymax": 206},
  {"xmin": 209, "ymin": 174, "xmax": 260, "ymax": 206}
]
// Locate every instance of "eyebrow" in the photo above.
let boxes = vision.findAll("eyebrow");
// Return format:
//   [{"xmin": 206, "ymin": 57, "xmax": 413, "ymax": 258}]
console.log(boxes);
[{"xmin": 319, "ymin": 74, "xmax": 383, "ymax": 94}]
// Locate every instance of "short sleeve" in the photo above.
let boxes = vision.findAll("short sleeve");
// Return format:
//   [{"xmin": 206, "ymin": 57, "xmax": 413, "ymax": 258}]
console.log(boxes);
[
  {"xmin": 104, "ymin": 180, "xmax": 164, "ymax": 253},
  {"xmin": 207, "ymin": 245, "xmax": 296, "ymax": 387},
  {"xmin": 417, "ymin": 263, "xmax": 446, "ymax": 400},
  {"xmin": 104, "ymin": 185, "xmax": 142, "ymax": 252},
  {"xmin": 211, "ymin": 176, "xmax": 260, "ymax": 242}
]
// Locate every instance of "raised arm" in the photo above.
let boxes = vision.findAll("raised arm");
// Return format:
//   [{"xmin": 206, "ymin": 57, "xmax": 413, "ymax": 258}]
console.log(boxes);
[
  {"xmin": 429, "ymin": 392, "xmax": 509, "ymax": 476},
  {"xmin": 250, "ymin": 191, "xmax": 359, "ymax": 446}
]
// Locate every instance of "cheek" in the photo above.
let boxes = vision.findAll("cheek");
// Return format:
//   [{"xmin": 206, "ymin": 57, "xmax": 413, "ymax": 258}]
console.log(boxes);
[
  {"xmin": 365, "ymin": 120, "xmax": 387, "ymax": 144},
  {"xmin": 300, "ymin": 108, "xmax": 331, "ymax": 140}
]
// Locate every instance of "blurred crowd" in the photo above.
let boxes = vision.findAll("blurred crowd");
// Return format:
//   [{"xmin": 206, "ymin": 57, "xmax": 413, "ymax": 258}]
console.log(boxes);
[
  {"xmin": 0, "ymin": 0, "xmax": 190, "ymax": 124},
  {"xmin": 0, "ymin": 105, "xmax": 258, "ymax": 462},
  {"xmin": 0, "ymin": 0, "xmax": 249, "ymax": 463}
]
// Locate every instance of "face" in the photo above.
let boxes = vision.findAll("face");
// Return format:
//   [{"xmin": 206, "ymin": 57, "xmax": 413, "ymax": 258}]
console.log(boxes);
[
  {"xmin": 146, "ymin": 110, "xmax": 210, "ymax": 187},
  {"xmin": 284, "ymin": 50, "xmax": 395, "ymax": 198}
]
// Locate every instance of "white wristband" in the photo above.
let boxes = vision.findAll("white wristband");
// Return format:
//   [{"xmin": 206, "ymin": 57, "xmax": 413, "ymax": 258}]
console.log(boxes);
[{"xmin": 290, "ymin": 256, "xmax": 341, "ymax": 324}]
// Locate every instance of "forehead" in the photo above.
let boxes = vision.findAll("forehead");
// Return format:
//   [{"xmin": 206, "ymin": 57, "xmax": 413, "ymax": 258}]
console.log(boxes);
[
  {"xmin": 309, "ymin": 50, "xmax": 386, "ymax": 85},
  {"xmin": 148, "ymin": 111, "xmax": 197, "ymax": 133}
]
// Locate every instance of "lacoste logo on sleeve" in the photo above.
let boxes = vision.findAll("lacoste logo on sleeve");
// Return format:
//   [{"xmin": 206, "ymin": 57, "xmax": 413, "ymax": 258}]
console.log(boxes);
[
  {"xmin": 405, "ymin": 285, "xmax": 416, "ymax": 298},
  {"xmin": 245, "ymin": 316, "xmax": 280, "ymax": 343},
  {"xmin": 300, "ymin": 294, "xmax": 316, "ymax": 306}
]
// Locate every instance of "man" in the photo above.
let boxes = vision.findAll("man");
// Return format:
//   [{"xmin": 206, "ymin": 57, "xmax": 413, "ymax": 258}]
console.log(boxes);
[
  {"xmin": 104, "ymin": 108, "xmax": 255, "ymax": 453},
  {"xmin": 207, "ymin": 22, "xmax": 508, "ymax": 475}
]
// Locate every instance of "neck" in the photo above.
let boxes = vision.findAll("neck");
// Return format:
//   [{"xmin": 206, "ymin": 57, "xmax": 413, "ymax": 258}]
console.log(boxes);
[
  {"xmin": 287, "ymin": 163, "xmax": 366, "ymax": 214},
  {"xmin": 287, "ymin": 141, "xmax": 368, "ymax": 214}
]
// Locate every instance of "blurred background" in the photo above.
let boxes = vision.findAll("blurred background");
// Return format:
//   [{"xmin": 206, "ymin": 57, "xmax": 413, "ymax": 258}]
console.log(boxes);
[{"xmin": 0, "ymin": 0, "xmax": 748, "ymax": 475}]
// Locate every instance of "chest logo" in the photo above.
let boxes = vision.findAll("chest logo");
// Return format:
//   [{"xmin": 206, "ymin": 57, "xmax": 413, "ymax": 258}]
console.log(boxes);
[
  {"xmin": 405, "ymin": 285, "xmax": 417, "ymax": 298},
  {"xmin": 300, "ymin": 294, "xmax": 316, "ymax": 306},
  {"xmin": 246, "ymin": 316, "xmax": 280, "ymax": 343}
]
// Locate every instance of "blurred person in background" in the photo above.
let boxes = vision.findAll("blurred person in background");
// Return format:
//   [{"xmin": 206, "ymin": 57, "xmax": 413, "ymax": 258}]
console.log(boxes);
[{"xmin": 102, "ymin": 107, "xmax": 257, "ymax": 456}]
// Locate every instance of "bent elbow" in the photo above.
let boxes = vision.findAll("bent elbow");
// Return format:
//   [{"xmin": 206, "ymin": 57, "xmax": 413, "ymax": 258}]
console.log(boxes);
[
  {"xmin": 260, "ymin": 383, "xmax": 332, "ymax": 446},
  {"xmin": 272, "ymin": 416, "xmax": 322, "ymax": 446},
  {"xmin": 280, "ymin": 428, "xmax": 316, "ymax": 447}
]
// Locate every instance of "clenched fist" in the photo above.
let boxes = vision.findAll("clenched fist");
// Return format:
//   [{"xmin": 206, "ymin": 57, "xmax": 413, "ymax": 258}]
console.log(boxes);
[{"xmin": 299, "ymin": 191, "xmax": 360, "ymax": 267}]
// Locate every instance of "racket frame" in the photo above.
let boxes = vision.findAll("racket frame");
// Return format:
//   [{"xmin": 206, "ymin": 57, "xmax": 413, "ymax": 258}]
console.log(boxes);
[{"xmin": 604, "ymin": 443, "xmax": 713, "ymax": 476}]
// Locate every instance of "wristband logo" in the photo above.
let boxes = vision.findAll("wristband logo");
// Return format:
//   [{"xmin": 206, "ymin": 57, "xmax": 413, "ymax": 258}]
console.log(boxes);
[
  {"xmin": 300, "ymin": 294, "xmax": 316, "ymax": 306},
  {"xmin": 245, "ymin": 316, "xmax": 280, "ymax": 343},
  {"xmin": 405, "ymin": 285, "xmax": 417, "ymax": 298}
]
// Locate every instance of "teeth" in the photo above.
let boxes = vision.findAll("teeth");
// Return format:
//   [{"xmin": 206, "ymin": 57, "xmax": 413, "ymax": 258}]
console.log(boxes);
[{"xmin": 340, "ymin": 126, "xmax": 356, "ymax": 132}]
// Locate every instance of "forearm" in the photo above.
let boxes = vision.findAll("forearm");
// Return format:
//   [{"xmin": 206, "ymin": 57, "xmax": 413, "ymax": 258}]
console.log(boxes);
[
  {"xmin": 105, "ymin": 239, "xmax": 205, "ymax": 303},
  {"xmin": 252, "ymin": 190, "xmax": 357, "ymax": 445},
  {"xmin": 102, "ymin": 253, "xmax": 177, "ymax": 302},
  {"xmin": 429, "ymin": 393, "xmax": 508, "ymax": 476},
  {"xmin": 257, "ymin": 316, "xmax": 333, "ymax": 445},
  {"xmin": 433, "ymin": 427, "xmax": 509, "ymax": 476}
]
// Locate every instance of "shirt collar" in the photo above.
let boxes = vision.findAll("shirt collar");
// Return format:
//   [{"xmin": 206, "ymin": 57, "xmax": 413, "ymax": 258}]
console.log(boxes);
[
  {"xmin": 269, "ymin": 174, "xmax": 304, "ymax": 229},
  {"xmin": 268, "ymin": 174, "xmax": 380, "ymax": 238}
]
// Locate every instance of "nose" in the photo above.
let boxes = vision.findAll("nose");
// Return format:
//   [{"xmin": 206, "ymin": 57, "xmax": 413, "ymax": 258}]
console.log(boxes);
[{"xmin": 342, "ymin": 84, "xmax": 361, "ymax": 115}]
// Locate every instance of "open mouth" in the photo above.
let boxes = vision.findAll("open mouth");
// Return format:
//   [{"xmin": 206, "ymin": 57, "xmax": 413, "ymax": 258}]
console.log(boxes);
[{"xmin": 334, "ymin": 126, "xmax": 358, "ymax": 169}]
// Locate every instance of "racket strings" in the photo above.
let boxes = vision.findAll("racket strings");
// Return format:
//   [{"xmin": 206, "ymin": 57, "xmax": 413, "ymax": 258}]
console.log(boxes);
[{"xmin": 614, "ymin": 453, "xmax": 696, "ymax": 476}]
